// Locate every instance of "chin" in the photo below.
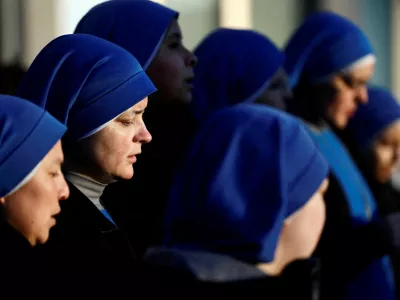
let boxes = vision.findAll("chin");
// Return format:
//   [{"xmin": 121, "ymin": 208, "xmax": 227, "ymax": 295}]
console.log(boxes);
[
  {"xmin": 334, "ymin": 118, "xmax": 348, "ymax": 129},
  {"xmin": 117, "ymin": 167, "xmax": 134, "ymax": 180}
]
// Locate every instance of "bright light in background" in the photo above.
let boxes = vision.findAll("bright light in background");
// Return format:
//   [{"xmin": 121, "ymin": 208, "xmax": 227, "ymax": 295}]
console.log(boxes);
[
  {"xmin": 56, "ymin": 0, "xmax": 104, "ymax": 35},
  {"xmin": 219, "ymin": 0, "xmax": 252, "ymax": 29}
]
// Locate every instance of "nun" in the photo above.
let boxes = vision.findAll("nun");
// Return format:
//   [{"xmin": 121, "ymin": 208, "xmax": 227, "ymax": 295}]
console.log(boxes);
[
  {"xmin": 17, "ymin": 34, "xmax": 155, "ymax": 295},
  {"xmin": 0, "ymin": 95, "xmax": 68, "ymax": 296},
  {"xmin": 143, "ymin": 104, "xmax": 329, "ymax": 299},
  {"xmin": 284, "ymin": 11, "xmax": 396, "ymax": 299},
  {"xmin": 75, "ymin": 0, "xmax": 198, "ymax": 254},
  {"xmin": 192, "ymin": 28, "xmax": 290, "ymax": 122},
  {"xmin": 341, "ymin": 87, "xmax": 400, "ymax": 297}
]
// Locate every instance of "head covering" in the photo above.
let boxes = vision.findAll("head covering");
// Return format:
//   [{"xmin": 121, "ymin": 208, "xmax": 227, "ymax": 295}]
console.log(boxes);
[
  {"xmin": 191, "ymin": 28, "xmax": 285, "ymax": 121},
  {"xmin": 75, "ymin": 0, "xmax": 178, "ymax": 70},
  {"xmin": 163, "ymin": 104, "xmax": 329, "ymax": 263},
  {"xmin": 284, "ymin": 11, "xmax": 375, "ymax": 88},
  {"xmin": 0, "ymin": 95, "xmax": 66, "ymax": 197},
  {"xmin": 345, "ymin": 87, "xmax": 400, "ymax": 150},
  {"xmin": 17, "ymin": 34, "xmax": 156, "ymax": 141}
]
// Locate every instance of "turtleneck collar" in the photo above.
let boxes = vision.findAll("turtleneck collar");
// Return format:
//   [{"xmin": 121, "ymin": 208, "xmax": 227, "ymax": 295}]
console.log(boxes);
[{"xmin": 65, "ymin": 172, "xmax": 107, "ymax": 210}]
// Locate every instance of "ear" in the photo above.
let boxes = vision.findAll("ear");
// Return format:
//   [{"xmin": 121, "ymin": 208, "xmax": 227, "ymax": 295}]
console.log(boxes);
[{"xmin": 0, "ymin": 197, "xmax": 6, "ymax": 205}]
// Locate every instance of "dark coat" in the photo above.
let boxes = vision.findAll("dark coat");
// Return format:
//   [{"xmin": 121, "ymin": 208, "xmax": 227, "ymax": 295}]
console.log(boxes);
[
  {"xmin": 142, "ymin": 247, "xmax": 320, "ymax": 299},
  {"xmin": 34, "ymin": 181, "xmax": 139, "ymax": 297}
]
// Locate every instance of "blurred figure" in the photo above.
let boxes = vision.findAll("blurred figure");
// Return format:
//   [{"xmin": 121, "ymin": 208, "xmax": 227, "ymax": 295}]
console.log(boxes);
[
  {"xmin": 75, "ymin": 0, "xmax": 198, "ymax": 255},
  {"xmin": 17, "ymin": 34, "xmax": 155, "ymax": 296},
  {"xmin": 144, "ymin": 104, "xmax": 328, "ymax": 299},
  {"xmin": 191, "ymin": 28, "xmax": 290, "ymax": 122},
  {"xmin": 285, "ymin": 11, "xmax": 396, "ymax": 300},
  {"xmin": 0, "ymin": 62, "xmax": 25, "ymax": 95},
  {"xmin": 0, "ymin": 95, "xmax": 68, "ymax": 296},
  {"xmin": 340, "ymin": 87, "xmax": 400, "ymax": 297}
]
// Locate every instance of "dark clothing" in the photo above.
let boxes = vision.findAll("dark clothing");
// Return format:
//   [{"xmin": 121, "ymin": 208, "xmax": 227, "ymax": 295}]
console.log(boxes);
[
  {"xmin": 287, "ymin": 95, "xmax": 394, "ymax": 299},
  {"xmin": 143, "ymin": 247, "xmax": 320, "ymax": 299},
  {"xmin": 102, "ymin": 99, "xmax": 197, "ymax": 256},
  {"xmin": 0, "ymin": 221, "xmax": 39, "ymax": 299},
  {"xmin": 335, "ymin": 127, "xmax": 400, "ymax": 297},
  {"xmin": 34, "ymin": 182, "xmax": 138, "ymax": 297}
]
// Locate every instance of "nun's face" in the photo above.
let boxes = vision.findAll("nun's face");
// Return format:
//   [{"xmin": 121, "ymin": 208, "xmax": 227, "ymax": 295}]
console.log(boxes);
[
  {"xmin": 0, "ymin": 141, "xmax": 69, "ymax": 246},
  {"xmin": 76, "ymin": 98, "xmax": 152, "ymax": 183},
  {"xmin": 147, "ymin": 19, "xmax": 197, "ymax": 104},
  {"xmin": 256, "ymin": 68, "xmax": 292, "ymax": 111},
  {"xmin": 327, "ymin": 62, "xmax": 375, "ymax": 129},
  {"xmin": 372, "ymin": 120, "xmax": 400, "ymax": 183},
  {"xmin": 280, "ymin": 178, "xmax": 328, "ymax": 261}
]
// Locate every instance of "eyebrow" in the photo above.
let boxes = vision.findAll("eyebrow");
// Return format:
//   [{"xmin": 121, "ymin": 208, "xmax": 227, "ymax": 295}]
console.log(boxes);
[{"xmin": 167, "ymin": 32, "xmax": 182, "ymax": 40}]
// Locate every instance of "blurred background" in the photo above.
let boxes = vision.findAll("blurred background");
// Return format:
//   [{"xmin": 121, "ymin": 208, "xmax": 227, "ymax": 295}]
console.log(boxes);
[{"xmin": 0, "ymin": 0, "xmax": 398, "ymax": 96}]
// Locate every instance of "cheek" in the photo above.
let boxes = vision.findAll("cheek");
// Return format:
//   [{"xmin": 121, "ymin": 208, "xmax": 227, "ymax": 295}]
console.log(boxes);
[
  {"xmin": 150, "ymin": 54, "xmax": 183, "ymax": 90},
  {"xmin": 375, "ymin": 148, "xmax": 392, "ymax": 169},
  {"xmin": 96, "ymin": 134, "xmax": 132, "ymax": 169},
  {"xmin": 4, "ymin": 184, "xmax": 52, "ymax": 238}
]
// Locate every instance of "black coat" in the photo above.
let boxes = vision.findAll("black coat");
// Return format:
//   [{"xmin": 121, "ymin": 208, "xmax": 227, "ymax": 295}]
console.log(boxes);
[
  {"xmin": 142, "ymin": 247, "xmax": 320, "ymax": 299},
  {"xmin": 0, "ymin": 220, "xmax": 40, "ymax": 298},
  {"xmin": 34, "ymin": 182, "xmax": 139, "ymax": 297}
]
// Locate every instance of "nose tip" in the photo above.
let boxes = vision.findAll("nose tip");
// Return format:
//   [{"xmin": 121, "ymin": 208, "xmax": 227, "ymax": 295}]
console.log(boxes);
[{"xmin": 60, "ymin": 183, "xmax": 70, "ymax": 201}]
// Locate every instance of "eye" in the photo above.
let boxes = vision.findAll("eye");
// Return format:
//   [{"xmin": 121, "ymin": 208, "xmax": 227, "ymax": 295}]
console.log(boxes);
[
  {"xmin": 50, "ymin": 171, "xmax": 60, "ymax": 178},
  {"xmin": 169, "ymin": 42, "xmax": 180, "ymax": 49},
  {"xmin": 119, "ymin": 120, "xmax": 135, "ymax": 127}
]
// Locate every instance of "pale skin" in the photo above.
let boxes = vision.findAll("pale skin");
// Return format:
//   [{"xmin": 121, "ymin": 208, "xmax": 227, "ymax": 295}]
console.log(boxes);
[
  {"xmin": 0, "ymin": 141, "xmax": 69, "ymax": 246},
  {"xmin": 64, "ymin": 98, "xmax": 152, "ymax": 184},
  {"xmin": 146, "ymin": 19, "xmax": 197, "ymax": 104},
  {"xmin": 372, "ymin": 120, "xmax": 400, "ymax": 183},
  {"xmin": 258, "ymin": 178, "xmax": 329, "ymax": 276},
  {"xmin": 327, "ymin": 63, "xmax": 375, "ymax": 129}
]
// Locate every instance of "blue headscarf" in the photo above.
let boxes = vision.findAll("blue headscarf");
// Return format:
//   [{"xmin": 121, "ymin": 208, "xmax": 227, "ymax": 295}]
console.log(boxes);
[
  {"xmin": 346, "ymin": 87, "xmax": 400, "ymax": 150},
  {"xmin": 75, "ymin": 0, "xmax": 177, "ymax": 70},
  {"xmin": 192, "ymin": 28, "xmax": 285, "ymax": 121},
  {"xmin": 0, "ymin": 95, "xmax": 66, "ymax": 197},
  {"xmin": 284, "ymin": 11, "xmax": 375, "ymax": 88},
  {"xmin": 163, "ymin": 104, "xmax": 328, "ymax": 263},
  {"xmin": 17, "ymin": 34, "xmax": 156, "ymax": 141}
]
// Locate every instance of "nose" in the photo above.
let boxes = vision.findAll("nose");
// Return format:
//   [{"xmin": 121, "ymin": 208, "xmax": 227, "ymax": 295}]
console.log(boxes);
[
  {"xmin": 357, "ymin": 85, "xmax": 368, "ymax": 104},
  {"xmin": 185, "ymin": 48, "xmax": 197, "ymax": 68},
  {"xmin": 58, "ymin": 176, "xmax": 70, "ymax": 201},
  {"xmin": 134, "ymin": 122, "xmax": 152, "ymax": 144}
]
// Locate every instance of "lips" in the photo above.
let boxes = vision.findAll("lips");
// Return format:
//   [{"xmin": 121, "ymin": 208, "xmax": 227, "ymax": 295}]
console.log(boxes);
[
  {"xmin": 185, "ymin": 77, "xmax": 194, "ymax": 89},
  {"xmin": 128, "ymin": 155, "xmax": 137, "ymax": 163}
]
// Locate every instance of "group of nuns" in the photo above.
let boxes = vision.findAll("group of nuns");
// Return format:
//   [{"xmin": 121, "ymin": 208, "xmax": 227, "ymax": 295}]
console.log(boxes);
[{"xmin": 2, "ymin": 1, "xmax": 400, "ymax": 299}]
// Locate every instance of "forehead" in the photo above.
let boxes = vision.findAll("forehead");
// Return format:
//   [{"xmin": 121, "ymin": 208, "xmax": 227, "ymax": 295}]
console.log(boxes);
[
  {"xmin": 382, "ymin": 120, "xmax": 400, "ymax": 141},
  {"xmin": 165, "ymin": 19, "xmax": 181, "ymax": 38},
  {"xmin": 349, "ymin": 62, "xmax": 375, "ymax": 81},
  {"xmin": 120, "ymin": 98, "xmax": 148, "ymax": 115},
  {"xmin": 42, "ymin": 141, "xmax": 64, "ymax": 166}
]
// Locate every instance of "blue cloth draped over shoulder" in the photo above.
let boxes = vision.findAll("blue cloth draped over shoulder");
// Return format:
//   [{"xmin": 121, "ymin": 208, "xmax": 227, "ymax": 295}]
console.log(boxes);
[
  {"xmin": 75, "ymin": 0, "xmax": 177, "ymax": 70},
  {"xmin": 0, "ymin": 95, "xmax": 66, "ymax": 197},
  {"xmin": 306, "ymin": 126, "xmax": 395, "ymax": 300},
  {"xmin": 163, "ymin": 104, "xmax": 328, "ymax": 264},
  {"xmin": 17, "ymin": 34, "xmax": 156, "ymax": 141},
  {"xmin": 284, "ymin": 11, "xmax": 374, "ymax": 88},
  {"xmin": 346, "ymin": 86, "xmax": 400, "ymax": 150},
  {"xmin": 191, "ymin": 28, "xmax": 284, "ymax": 121}
]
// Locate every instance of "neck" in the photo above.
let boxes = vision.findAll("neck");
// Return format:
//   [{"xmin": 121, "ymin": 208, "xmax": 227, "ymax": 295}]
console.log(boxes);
[{"xmin": 65, "ymin": 172, "xmax": 107, "ymax": 210}]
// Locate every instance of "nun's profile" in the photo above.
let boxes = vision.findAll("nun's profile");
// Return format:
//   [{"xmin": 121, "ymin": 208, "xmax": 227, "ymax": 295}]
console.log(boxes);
[
  {"xmin": 0, "ymin": 95, "xmax": 68, "ymax": 294},
  {"xmin": 284, "ymin": 11, "xmax": 396, "ymax": 299},
  {"xmin": 17, "ymin": 34, "xmax": 155, "ymax": 294},
  {"xmin": 144, "ymin": 104, "xmax": 329, "ymax": 299},
  {"xmin": 192, "ymin": 28, "xmax": 291, "ymax": 122},
  {"xmin": 75, "ymin": 0, "xmax": 198, "ymax": 255}
]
